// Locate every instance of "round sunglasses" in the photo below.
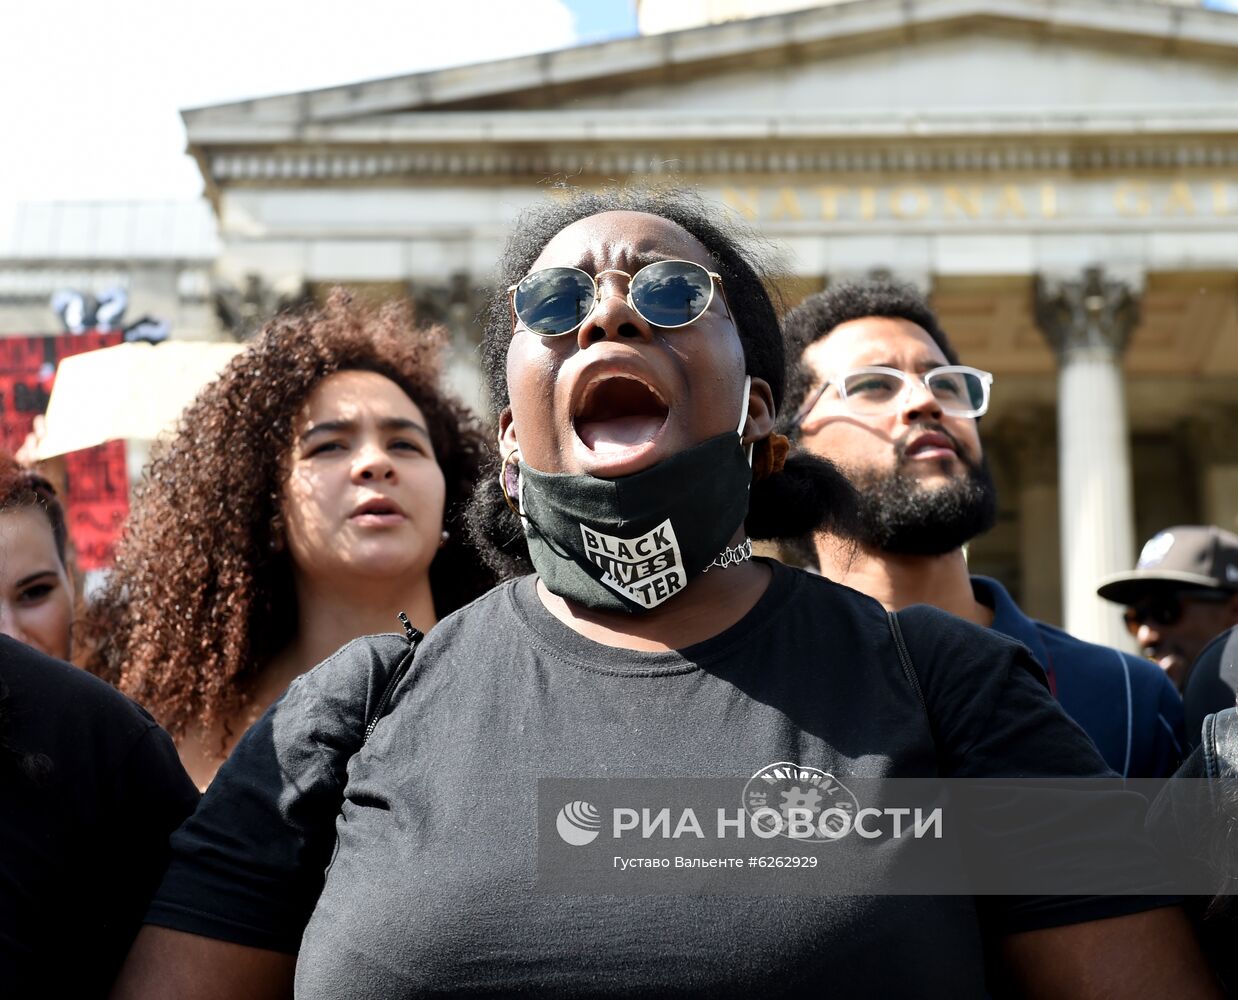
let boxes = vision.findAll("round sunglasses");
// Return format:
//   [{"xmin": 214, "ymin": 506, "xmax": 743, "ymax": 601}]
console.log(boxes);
[{"xmin": 509, "ymin": 259, "xmax": 728, "ymax": 338}]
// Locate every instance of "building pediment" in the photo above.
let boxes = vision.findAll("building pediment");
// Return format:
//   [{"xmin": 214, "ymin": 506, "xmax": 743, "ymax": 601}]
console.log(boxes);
[
  {"xmin": 184, "ymin": 0, "xmax": 1238, "ymax": 195},
  {"xmin": 184, "ymin": 0, "xmax": 1238, "ymax": 134}
]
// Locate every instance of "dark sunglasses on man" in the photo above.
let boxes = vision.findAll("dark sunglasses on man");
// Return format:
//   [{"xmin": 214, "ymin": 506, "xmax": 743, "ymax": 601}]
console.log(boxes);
[{"xmin": 1122, "ymin": 588, "xmax": 1233, "ymax": 635}]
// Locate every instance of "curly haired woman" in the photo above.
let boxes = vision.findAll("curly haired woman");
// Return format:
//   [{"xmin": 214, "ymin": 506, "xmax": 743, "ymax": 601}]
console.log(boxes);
[{"xmin": 80, "ymin": 290, "xmax": 494, "ymax": 787}]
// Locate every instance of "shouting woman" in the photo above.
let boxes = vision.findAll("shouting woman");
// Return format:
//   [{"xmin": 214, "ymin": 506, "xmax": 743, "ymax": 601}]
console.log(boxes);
[{"xmin": 113, "ymin": 191, "xmax": 1213, "ymax": 998}]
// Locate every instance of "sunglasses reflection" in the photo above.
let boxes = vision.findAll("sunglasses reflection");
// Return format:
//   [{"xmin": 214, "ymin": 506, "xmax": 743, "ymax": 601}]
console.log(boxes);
[{"xmin": 511, "ymin": 260, "xmax": 720, "ymax": 337}]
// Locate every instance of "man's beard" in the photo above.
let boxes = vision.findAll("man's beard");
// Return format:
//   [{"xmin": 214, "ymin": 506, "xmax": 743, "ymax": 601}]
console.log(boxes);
[{"xmin": 842, "ymin": 424, "xmax": 998, "ymax": 556}]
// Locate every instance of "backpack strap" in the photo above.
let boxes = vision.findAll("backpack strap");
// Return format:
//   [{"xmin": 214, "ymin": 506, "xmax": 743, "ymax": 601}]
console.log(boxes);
[
  {"xmin": 363, "ymin": 613, "xmax": 424, "ymax": 745},
  {"xmin": 886, "ymin": 610, "xmax": 927, "ymax": 712}
]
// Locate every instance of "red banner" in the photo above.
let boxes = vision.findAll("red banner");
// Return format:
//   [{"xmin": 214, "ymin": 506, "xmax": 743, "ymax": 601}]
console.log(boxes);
[{"xmin": 0, "ymin": 332, "xmax": 129, "ymax": 570}]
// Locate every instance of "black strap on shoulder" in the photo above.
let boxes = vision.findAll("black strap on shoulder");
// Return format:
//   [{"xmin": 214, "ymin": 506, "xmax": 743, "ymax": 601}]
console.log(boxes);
[
  {"xmin": 886, "ymin": 610, "xmax": 927, "ymax": 712},
  {"xmin": 362, "ymin": 615, "xmax": 424, "ymax": 745}
]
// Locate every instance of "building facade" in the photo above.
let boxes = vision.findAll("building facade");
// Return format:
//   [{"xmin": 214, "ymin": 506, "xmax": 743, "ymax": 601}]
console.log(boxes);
[
  {"xmin": 0, "ymin": 201, "xmax": 220, "ymax": 339},
  {"xmin": 179, "ymin": 0, "xmax": 1238, "ymax": 646}
]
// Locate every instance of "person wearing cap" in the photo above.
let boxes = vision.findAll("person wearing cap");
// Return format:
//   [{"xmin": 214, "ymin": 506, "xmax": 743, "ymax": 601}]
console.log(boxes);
[
  {"xmin": 784, "ymin": 280, "xmax": 1185, "ymax": 778},
  {"xmin": 1098, "ymin": 526, "xmax": 1238, "ymax": 692}
]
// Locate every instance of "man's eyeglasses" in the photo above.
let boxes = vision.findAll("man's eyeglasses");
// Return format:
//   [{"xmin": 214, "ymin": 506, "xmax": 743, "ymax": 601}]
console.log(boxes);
[
  {"xmin": 509, "ymin": 260, "xmax": 729, "ymax": 338},
  {"xmin": 796, "ymin": 365, "xmax": 994, "ymax": 424},
  {"xmin": 1122, "ymin": 588, "xmax": 1233, "ymax": 635}
]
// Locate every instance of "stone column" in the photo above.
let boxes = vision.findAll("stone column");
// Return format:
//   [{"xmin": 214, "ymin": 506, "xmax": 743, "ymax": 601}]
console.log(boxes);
[
  {"xmin": 1002, "ymin": 409, "xmax": 1063, "ymax": 626},
  {"xmin": 1034, "ymin": 267, "xmax": 1140, "ymax": 651}
]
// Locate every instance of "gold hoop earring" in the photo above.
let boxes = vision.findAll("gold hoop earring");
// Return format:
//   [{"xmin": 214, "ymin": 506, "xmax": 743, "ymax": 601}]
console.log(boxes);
[{"xmin": 500, "ymin": 450, "xmax": 522, "ymax": 517}]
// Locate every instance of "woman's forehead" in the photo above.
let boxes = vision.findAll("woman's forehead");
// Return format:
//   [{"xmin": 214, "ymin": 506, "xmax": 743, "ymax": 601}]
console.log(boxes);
[
  {"xmin": 299, "ymin": 370, "xmax": 428, "ymax": 427},
  {"xmin": 529, "ymin": 210, "xmax": 712, "ymax": 273}
]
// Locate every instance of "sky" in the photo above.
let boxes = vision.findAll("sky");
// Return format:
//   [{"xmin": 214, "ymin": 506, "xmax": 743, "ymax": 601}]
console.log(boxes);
[
  {"xmin": 0, "ymin": 0, "xmax": 637, "ymax": 215},
  {"xmin": 3, "ymin": 0, "xmax": 1237, "ymax": 217}
]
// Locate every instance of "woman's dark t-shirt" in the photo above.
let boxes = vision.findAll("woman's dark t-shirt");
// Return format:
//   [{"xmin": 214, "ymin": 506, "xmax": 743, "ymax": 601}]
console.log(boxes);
[{"xmin": 147, "ymin": 563, "xmax": 1170, "ymax": 998}]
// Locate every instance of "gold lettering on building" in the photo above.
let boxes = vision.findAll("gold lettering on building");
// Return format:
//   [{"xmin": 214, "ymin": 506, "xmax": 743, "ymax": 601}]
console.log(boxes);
[
  {"xmin": 770, "ymin": 187, "xmax": 804, "ymax": 221},
  {"xmin": 721, "ymin": 187, "xmax": 760, "ymax": 221},
  {"xmin": 1211, "ymin": 182, "xmax": 1229, "ymax": 215},
  {"xmin": 995, "ymin": 185, "xmax": 1029, "ymax": 219},
  {"xmin": 858, "ymin": 187, "xmax": 877, "ymax": 221},
  {"xmin": 1040, "ymin": 184, "xmax": 1057, "ymax": 219},
  {"xmin": 943, "ymin": 186, "xmax": 983, "ymax": 219},
  {"xmin": 890, "ymin": 186, "xmax": 930, "ymax": 220},
  {"xmin": 816, "ymin": 186, "xmax": 846, "ymax": 221},
  {"xmin": 709, "ymin": 180, "xmax": 1235, "ymax": 223},
  {"xmin": 1114, "ymin": 182, "xmax": 1152, "ymax": 217},
  {"xmin": 1165, "ymin": 182, "xmax": 1196, "ymax": 216}
]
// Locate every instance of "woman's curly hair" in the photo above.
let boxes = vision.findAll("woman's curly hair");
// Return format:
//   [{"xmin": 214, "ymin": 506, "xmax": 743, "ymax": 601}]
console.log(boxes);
[{"xmin": 79, "ymin": 289, "xmax": 495, "ymax": 737}]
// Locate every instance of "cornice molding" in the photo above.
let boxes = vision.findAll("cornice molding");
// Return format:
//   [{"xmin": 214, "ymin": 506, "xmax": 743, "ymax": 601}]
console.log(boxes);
[
  {"xmin": 185, "ymin": 107, "xmax": 1238, "ymax": 146},
  {"xmin": 206, "ymin": 139, "xmax": 1238, "ymax": 183}
]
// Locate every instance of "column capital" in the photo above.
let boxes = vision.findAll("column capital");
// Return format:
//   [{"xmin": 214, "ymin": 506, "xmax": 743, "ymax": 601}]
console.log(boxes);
[
  {"xmin": 1033, "ymin": 267, "xmax": 1141, "ymax": 362},
  {"xmin": 213, "ymin": 273, "xmax": 309, "ymax": 339},
  {"xmin": 410, "ymin": 272, "xmax": 483, "ymax": 347}
]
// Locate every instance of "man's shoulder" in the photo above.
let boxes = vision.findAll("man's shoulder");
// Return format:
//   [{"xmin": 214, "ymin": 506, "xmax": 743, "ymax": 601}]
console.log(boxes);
[
  {"xmin": 798, "ymin": 566, "xmax": 990, "ymax": 645},
  {"xmin": 970, "ymin": 577, "xmax": 1168, "ymax": 688},
  {"xmin": 1032, "ymin": 619, "xmax": 1173, "ymax": 693},
  {"xmin": 895, "ymin": 600, "xmax": 1036, "ymax": 674}
]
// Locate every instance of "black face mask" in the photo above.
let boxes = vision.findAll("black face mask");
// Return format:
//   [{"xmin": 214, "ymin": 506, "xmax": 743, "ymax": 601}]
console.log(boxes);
[{"xmin": 513, "ymin": 379, "xmax": 754, "ymax": 614}]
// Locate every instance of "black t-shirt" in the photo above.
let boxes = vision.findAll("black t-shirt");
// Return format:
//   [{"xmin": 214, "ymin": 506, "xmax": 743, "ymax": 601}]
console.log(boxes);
[
  {"xmin": 0, "ymin": 636, "xmax": 199, "ymax": 997},
  {"xmin": 148, "ymin": 563, "xmax": 1170, "ymax": 998}
]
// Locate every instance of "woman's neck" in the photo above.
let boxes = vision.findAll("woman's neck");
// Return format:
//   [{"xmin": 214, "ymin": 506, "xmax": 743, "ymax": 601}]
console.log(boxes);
[
  {"xmin": 273, "ymin": 573, "xmax": 438, "ymax": 687},
  {"xmin": 179, "ymin": 573, "xmax": 438, "ymax": 790},
  {"xmin": 537, "ymin": 529, "xmax": 771, "ymax": 651}
]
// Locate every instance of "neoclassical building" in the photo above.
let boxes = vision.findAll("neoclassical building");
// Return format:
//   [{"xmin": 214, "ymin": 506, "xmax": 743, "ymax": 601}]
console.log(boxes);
[{"xmin": 180, "ymin": 0, "xmax": 1238, "ymax": 647}]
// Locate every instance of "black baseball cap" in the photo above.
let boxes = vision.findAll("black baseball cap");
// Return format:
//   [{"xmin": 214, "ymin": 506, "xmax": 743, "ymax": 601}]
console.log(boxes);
[{"xmin": 1097, "ymin": 525, "xmax": 1238, "ymax": 606}]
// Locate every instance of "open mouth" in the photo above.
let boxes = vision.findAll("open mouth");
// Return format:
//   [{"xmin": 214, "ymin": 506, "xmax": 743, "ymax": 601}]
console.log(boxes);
[
  {"xmin": 350, "ymin": 497, "xmax": 406, "ymax": 520},
  {"xmin": 573, "ymin": 374, "xmax": 669, "ymax": 454}
]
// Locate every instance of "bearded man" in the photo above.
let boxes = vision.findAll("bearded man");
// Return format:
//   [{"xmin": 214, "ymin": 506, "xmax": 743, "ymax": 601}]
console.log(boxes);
[{"xmin": 784, "ymin": 281, "xmax": 1183, "ymax": 778}]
